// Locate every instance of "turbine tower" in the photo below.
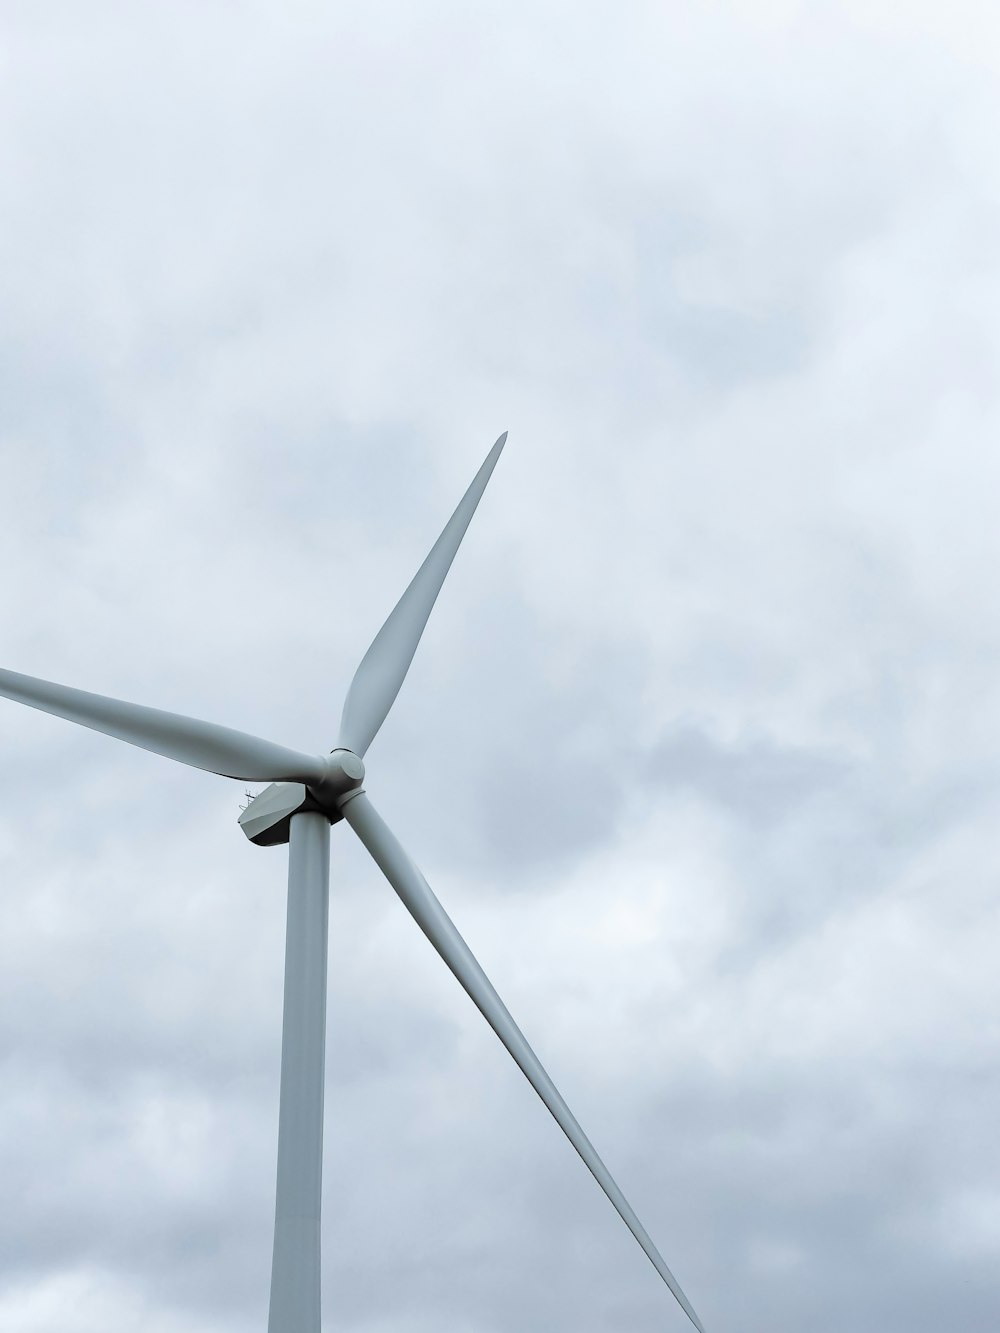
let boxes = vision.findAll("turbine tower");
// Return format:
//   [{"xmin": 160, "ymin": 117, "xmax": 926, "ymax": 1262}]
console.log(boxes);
[{"xmin": 0, "ymin": 435, "xmax": 706, "ymax": 1332}]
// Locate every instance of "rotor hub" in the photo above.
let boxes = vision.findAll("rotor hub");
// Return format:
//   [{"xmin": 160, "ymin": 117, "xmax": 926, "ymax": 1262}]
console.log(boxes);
[{"xmin": 314, "ymin": 748, "xmax": 366, "ymax": 803}]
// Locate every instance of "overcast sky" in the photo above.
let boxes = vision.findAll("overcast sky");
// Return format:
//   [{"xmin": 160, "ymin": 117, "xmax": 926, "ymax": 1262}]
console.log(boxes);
[{"xmin": 1, "ymin": 3, "xmax": 999, "ymax": 1331}]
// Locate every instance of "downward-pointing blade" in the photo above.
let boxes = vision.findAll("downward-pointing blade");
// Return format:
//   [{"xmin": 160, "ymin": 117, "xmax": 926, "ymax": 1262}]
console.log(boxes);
[
  {"xmin": 338, "ymin": 433, "xmax": 507, "ymax": 757},
  {"xmin": 342, "ymin": 791, "xmax": 706, "ymax": 1333},
  {"xmin": 0, "ymin": 667, "xmax": 327, "ymax": 784}
]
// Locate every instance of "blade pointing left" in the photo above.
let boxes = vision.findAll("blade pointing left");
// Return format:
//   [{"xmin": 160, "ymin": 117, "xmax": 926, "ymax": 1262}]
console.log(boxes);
[{"xmin": 0, "ymin": 667, "xmax": 328, "ymax": 784}]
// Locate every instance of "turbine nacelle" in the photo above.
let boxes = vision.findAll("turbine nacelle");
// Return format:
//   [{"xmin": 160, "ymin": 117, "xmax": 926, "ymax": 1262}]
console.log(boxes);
[{"xmin": 239, "ymin": 749, "xmax": 365, "ymax": 846}]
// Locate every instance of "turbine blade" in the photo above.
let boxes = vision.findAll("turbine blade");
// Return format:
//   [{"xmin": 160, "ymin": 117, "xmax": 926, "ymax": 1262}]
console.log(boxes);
[
  {"xmin": 0, "ymin": 667, "xmax": 327, "ymax": 784},
  {"xmin": 338, "ymin": 433, "xmax": 507, "ymax": 757},
  {"xmin": 342, "ymin": 791, "xmax": 706, "ymax": 1333}
]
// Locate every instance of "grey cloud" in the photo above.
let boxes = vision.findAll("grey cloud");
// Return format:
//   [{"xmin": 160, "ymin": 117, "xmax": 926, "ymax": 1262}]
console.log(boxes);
[
  {"xmin": 2, "ymin": 4, "xmax": 999, "ymax": 1333},
  {"xmin": 644, "ymin": 722, "xmax": 850, "ymax": 825}
]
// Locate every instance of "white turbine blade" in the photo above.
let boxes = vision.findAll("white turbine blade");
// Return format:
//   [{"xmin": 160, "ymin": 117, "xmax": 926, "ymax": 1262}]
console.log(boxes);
[
  {"xmin": 0, "ymin": 667, "xmax": 327, "ymax": 784},
  {"xmin": 338, "ymin": 433, "xmax": 507, "ymax": 757},
  {"xmin": 342, "ymin": 791, "xmax": 706, "ymax": 1333}
]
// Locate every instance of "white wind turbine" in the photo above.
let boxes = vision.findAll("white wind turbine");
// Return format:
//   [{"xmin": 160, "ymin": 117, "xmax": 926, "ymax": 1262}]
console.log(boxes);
[{"xmin": 0, "ymin": 435, "xmax": 705, "ymax": 1332}]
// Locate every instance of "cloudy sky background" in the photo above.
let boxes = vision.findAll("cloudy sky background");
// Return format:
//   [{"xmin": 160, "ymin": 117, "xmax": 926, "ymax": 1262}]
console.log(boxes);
[{"xmin": 2, "ymin": 2, "xmax": 999, "ymax": 1330}]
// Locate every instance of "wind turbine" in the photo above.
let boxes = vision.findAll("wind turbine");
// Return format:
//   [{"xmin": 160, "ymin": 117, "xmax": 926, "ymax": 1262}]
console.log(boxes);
[{"xmin": 0, "ymin": 434, "xmax": 705, "ymax": 1332}]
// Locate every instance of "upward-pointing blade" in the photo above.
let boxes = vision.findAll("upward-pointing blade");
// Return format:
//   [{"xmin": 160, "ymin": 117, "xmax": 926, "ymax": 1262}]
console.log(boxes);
[
  {"xmin": 341, "ymin": 791, "xmax": 707, "ymax": 1333},
  {"xmin": 0, "ymin": 667, "xmax": 328, "ymax": 785},
  {"xmin": 338, "ymin": 433, "xmax": 507, "ymax": 758}
]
